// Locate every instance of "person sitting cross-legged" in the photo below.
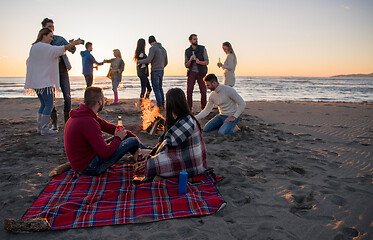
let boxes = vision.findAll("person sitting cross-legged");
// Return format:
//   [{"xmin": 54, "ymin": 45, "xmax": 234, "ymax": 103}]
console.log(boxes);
[
  {"xmin": 136, "ymin": 88, "xmax": 207, "ymax": 182},
  {"xmin": 64, "ymin": 86, "xmax": 140, "ymax": 175}
]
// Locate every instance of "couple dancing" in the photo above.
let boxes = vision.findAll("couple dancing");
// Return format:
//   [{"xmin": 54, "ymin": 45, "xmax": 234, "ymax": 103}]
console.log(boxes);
[{"xmin": 134, "ymin": 36, "xmax": 168, "ymax": 109}]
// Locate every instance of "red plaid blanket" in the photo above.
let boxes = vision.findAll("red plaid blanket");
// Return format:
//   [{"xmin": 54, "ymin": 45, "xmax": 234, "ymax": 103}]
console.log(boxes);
[{"xmin": 22, "ymin": 165, "xmax": 225, "ymax": 230}]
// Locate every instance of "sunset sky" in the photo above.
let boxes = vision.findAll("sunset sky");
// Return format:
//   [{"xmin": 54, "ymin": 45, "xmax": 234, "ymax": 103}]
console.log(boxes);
[{"xmin": 0, "ymin": 0, "xmax": 372, "ymax": 77}]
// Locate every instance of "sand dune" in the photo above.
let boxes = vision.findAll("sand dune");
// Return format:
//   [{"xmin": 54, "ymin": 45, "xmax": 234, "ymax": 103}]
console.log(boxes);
[{"xmin": 0, "ymin": 98, "xmax": 372, "ymax": 239}]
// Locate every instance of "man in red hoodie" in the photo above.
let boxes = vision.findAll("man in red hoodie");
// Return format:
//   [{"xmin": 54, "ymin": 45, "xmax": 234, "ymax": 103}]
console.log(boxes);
[{"xmin": 64, "ymin": 86, "xmax": 140, "ymax": 175}]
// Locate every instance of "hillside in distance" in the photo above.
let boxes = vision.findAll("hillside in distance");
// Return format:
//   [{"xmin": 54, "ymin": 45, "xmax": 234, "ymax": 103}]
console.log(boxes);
[{"xmin": 332, "ymin": 73, "xmax": 373, "ymax": 78}]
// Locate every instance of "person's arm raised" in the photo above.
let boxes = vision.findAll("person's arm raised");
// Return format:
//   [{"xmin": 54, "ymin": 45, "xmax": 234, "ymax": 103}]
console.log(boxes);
[{"xmin": 64, "ymin": 39, "xmax": 83, "ymax": 51}]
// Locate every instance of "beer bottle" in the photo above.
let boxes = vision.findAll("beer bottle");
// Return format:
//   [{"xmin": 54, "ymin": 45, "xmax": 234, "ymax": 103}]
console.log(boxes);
[{"xmin": 117, "ymin": 116, "xmax": 123, "ymax": 130}]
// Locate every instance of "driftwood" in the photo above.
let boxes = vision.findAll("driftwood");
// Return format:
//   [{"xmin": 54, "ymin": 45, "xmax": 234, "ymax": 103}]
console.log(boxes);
[
  {"xmin": 48, "ymin": 162, "xmax": 71, "ymax": 177},
  {"xmin": 3, "ymin": 218, "xmax": 51, "ymax": 232}
]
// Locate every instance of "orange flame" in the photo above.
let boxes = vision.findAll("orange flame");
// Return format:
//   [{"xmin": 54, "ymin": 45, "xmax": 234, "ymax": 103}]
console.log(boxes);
[{"xmin": 140, "ymin": 98, "xmax": 163, "ymax": 131}]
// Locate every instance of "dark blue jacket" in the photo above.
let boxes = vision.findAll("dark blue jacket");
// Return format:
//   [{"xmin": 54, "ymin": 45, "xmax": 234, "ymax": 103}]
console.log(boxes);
[{"xmin": 80, "ymin": 50, "xmax": 103, "ymax": 75}]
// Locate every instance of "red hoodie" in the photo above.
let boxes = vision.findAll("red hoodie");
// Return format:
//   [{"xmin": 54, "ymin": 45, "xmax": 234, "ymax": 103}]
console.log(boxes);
[{"xmin": 64, "ymin": 103, "xmax": 135, "ymax": 171}]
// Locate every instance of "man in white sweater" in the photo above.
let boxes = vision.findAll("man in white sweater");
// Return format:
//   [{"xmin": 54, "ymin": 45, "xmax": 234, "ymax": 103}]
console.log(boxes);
[{"xmin": 195, "ymin": 74, "xmax": 246, "ymax": 135}]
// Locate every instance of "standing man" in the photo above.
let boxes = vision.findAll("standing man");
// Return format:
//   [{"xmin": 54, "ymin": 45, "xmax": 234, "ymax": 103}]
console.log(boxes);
[
  {"xmin": 195, "ymin": 74, "xmax": 246, "ymax": 135},
  {"xmin": 42, "ymin": 18, "xmax": 75, "ymax": 129},
  {"xmin": 137, "ymin": 36, "xmax": 168, "ymax": 109},
  {"xmin": 81, "ymin": 42, "xmax": 104, "ymax": 87},
  {"xmin": 64, "ymin": 87, "xmax": 141, "ymax": 175},
  {"xmin": 185, "ymin": 34, "xmax": 209, "ymax": 111}
]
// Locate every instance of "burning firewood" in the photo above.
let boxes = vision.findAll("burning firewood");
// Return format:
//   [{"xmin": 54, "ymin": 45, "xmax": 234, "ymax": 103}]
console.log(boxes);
[
  {"xmin": 147, "ymin": 117, "xmax": 165, "ymax": 135},
  {"xmin": 140, "ymin": 98, "xmax": 165, "ymax": 135}
]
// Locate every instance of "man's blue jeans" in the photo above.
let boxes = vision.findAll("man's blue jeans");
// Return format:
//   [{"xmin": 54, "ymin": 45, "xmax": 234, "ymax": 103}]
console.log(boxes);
[
  {"xmin": 36, "ymin": 87, "xmax": 54, "ymax": 115},
  {"xmin": 80, "ymin": 137, "xmax": 140, "ymax": 176},
  {"xmin": 151, "ymin": 70, "xmax": 164, "ymax": 107},
  {"xmin": 203, "ymin": 115, "xmax": 239, "ymax": 135}
]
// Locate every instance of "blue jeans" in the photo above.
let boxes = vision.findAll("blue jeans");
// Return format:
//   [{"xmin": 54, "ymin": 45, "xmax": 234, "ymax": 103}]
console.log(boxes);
[
  {"xmin": 80, "ymin": 137, "xmax": 140, "ymax": 176},
  {"xmin": 51, "ymin": 71, "xmax": 71, "ymax": 115},
  {"xmin": 203, "ymin": 115, "xmax": 239, "ymax": 135},
  {"xmin": 151, "ymin": 70, "xmax": 164, "ymax": 107},
  {"xmin": 36, "ymin": 88, "xmax": 55, "ymax": 115}
]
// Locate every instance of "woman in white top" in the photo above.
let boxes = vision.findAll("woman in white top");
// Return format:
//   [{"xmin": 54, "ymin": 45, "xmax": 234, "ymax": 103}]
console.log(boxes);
[
  {"xmin": 24, "ymin": 28, "xmax": 82, "ymax": 135},
  {"xmin": 217, "ymin": 42, "xmax": 237, "ymax": 87}
]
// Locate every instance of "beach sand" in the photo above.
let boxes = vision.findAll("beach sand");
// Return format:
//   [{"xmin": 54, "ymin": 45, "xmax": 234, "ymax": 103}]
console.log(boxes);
[{"xmin": 0, "ymin": 98, "xmax": 372, "ymax": 239}]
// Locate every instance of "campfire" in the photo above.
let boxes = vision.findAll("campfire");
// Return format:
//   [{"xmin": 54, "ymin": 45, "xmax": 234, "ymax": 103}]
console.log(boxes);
[{"xmin": 139, "ymin": 98, "xmax": 165, "ymax": 135}]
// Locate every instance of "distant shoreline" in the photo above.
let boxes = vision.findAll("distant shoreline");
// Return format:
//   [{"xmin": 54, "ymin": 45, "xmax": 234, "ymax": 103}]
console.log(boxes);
[{"xmin": 331, "ymin": 73, "xmax": 373, "ymax": 78}]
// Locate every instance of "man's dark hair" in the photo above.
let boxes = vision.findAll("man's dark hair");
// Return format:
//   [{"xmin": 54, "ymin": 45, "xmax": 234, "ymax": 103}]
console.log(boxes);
[
  {"xmin": 85, "ymin": 42, "xmax": 92, "ymax": 50},
  {"xmin": 41, "ymin": 18, "xmax": 54, "ymax": 27},
  {"xmin": 84, "ymin": 87, "xmax": 103, "ymax": 108},
  {"xmin": 204, "ymin": 73, "xmax": 218, "ymax": 83},
  {"xmin": 148, "ymin": 35, "xmax": 156, "ymax": 44},
  {"xmin": 189, "ymin": 34, "xmax": 197, "ymax": 41}
]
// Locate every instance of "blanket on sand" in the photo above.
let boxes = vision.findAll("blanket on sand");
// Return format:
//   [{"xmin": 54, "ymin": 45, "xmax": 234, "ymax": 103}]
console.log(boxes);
[{"xmin": 22, "ymin": 164, "xmax": 225, "ymax": 230}]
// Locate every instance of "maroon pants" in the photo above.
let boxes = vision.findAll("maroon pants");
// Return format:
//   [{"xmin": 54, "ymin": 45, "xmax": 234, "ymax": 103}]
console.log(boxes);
[{"xmin": 187, "ymin": 71, "xmax": 207, "ymax": 111}]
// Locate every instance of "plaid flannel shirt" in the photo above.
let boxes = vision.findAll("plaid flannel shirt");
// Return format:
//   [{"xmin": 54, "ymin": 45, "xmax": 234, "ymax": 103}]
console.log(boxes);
[{"xmin": 145, "ymin": 115, "xmax": 207, "ymax": 180}]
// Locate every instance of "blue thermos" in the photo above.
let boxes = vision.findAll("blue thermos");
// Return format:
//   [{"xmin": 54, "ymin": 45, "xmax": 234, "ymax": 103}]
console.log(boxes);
[{"xmin": 178, "ymin": 171, "xmax": 188, "ymax": 194}]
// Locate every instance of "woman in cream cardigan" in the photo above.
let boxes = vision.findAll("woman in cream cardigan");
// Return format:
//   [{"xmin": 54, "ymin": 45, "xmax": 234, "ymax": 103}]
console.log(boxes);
[
  {"xmin": 217, "ymin": 41, "xmax": 237, "ymax": 87},
  {"xmin": 25, "ymin": 28, "xmax": 82, "ymax": 135}
]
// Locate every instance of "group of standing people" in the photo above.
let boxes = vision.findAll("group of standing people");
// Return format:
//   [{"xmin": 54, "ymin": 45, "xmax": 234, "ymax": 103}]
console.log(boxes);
[{"xmin": 81, "ymin": 35, "xmax": 168, "ymax": 108}]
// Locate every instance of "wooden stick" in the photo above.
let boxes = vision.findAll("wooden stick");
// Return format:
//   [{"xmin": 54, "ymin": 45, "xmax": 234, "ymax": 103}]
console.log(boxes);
[
  {"xmin": 48, "ymin": 162, "xmax": 71, "ymax": 177},
  {"xmin": 3, "ymin": 218, "xmax": 51, "ymax": 232}
]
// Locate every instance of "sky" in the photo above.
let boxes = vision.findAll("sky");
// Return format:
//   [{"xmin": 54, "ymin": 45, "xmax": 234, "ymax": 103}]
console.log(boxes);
[{"xmin": 0, "ymin": 0, "xmax": 372, "ymax": 77}]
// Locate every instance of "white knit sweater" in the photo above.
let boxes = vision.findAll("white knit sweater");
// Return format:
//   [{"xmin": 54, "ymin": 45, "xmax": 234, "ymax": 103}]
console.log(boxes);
[
  {"xmin": 25, "ymin": 42, "xmax": 65, "ymax": 94},
  {"xmin": 195, "ymin": 84, "xmax": 246, "ymax": 119}
]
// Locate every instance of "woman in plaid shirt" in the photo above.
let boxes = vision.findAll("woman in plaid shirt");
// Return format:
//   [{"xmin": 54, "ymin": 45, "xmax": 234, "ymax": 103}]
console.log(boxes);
[{"xmin": 139, "ymin": 88, "xmax": 208, "ymax": 181}]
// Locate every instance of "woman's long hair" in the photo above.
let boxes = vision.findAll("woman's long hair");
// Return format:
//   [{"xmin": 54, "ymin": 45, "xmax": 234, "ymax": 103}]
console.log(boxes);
[
  {"xmin": 223, "ymin": 41, "xmax": 237, "ymax": 64},
  {"xmin": 165, "ymin": 88, "xmax": 201, "ymax": 131},
  {"xmin": 134, "ymin": 38, "xmax": 146, "ymax": 61},
  {"xmin": 33, "ymin": 28, "xmax": 52, "ymax": 45},
  {"xmin": 113, "ymin": 49, "xmax": 122, "ymax": 59}
]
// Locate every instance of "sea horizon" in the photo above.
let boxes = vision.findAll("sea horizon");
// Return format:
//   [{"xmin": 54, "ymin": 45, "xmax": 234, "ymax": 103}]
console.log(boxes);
[{"xmin": 1, "ymin": 76, "xmax": 372, "ymax": 103}]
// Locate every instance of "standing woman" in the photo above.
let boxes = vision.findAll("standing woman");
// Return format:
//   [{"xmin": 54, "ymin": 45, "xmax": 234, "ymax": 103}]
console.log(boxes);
[
  {"xmin": 136, "ymin": 88, "xmax": 208, "ymax": 181},
  {"xmin": 24, "ymin": 28, "xmax": 82, "ymax": 135},
  {"xmin": 134, "ymin": 38, "xmax": 152, "ymax": 102},
  {"xmin": 103, "ymin": 49, "xmax": 125, "ymax": 105},
  {"xmin": 217, "ymin": 41, "xmax": 237, "ymax": 87}
]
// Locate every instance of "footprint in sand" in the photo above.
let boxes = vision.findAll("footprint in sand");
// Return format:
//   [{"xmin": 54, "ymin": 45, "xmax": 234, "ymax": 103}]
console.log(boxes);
[
  {"xmin": 287, "ymin": 166, "xmax": 306, "ymax": 176},
  {"xmin": 289, "ymin": 191, "xmax": 315, "ymax": 214},
  {"xmin": 328, "ymin": 194, "xmax": 346, "ymax": 206},
  {"xmin": 334, "ymin": 227, "xmax": 360, "ymax": 239}
]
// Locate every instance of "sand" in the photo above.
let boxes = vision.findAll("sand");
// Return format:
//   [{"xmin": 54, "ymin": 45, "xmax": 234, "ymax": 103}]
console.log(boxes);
[{"xmin": 0, "ymin": 98, "xmax": 372, "ymax": 240}]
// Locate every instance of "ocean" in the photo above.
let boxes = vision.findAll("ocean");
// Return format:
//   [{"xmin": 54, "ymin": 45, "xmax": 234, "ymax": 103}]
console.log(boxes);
[{"xmin": 1, "ymin": 76, "xmax": 372, "ymax": 102}]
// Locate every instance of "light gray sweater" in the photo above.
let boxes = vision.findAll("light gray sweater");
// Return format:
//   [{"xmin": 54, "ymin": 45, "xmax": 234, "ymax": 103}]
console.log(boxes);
[
  {"xmin": 195, "ymin": 84, "xmax": 246, "ymax": 119},
  {"xmin": 222, "ymin": 53, "xmax": 237, "ymax": 87},
  {"xmin": 138, "ymin": 42, "xmax": 168, "ymax": 71}
]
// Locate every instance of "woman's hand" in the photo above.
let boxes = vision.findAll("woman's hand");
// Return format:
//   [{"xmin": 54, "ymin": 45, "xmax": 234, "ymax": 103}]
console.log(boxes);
[{"xmin": 217, "ymin": 62, "xmax": 223, "ymax": 67}]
